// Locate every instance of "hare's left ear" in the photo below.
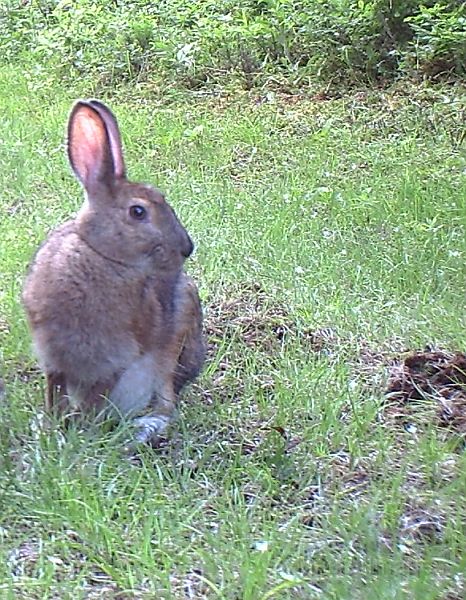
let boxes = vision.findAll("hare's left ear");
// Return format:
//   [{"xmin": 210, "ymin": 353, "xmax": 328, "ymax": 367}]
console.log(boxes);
[
  {"xmin": 67, "ymin": 100, "xmax": 126, "ymax": 195},
  {"xmin": 88, "ymin": 100, "xmax": 126, "ymax": 179}
]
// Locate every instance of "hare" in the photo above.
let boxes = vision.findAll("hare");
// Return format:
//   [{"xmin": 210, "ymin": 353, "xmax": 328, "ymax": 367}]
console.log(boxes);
[{"xmin": 22, "ymin": 100, "xmax": 204, "ymax": 445}]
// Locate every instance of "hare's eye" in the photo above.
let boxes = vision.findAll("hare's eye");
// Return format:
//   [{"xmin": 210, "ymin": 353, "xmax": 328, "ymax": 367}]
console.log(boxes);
[{"xmin": 129, "ymin": 205, "xmax": 146, "ymax": 220}]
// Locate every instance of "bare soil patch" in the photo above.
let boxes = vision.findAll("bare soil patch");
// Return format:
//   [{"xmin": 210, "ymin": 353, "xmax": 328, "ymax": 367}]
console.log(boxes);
[{"xmin": 385, "ymin": 350, "xmax": 466, "ymax": 436}]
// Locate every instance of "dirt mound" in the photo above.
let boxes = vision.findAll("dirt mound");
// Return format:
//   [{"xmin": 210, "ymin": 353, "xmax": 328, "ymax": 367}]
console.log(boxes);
[
  {"xmin": 198, "ymin": 283, "xmax": 335, "ymax": 404},
  {"xmin": 204, "ymin": 282, "xmax": 293, "ymax": 358},
  {"xmin": 204, "ymin": 282, "xmax": 336, "ymax": 357},
  {"xmin": 385, "ymin": 350, "xmax": 466, "ymax": 434}
]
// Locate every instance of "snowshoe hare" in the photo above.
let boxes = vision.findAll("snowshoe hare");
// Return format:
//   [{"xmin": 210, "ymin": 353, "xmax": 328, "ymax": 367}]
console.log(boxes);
[{"xmin": 22, "ymin": 100, "xmax": 204, "ymax": 445}]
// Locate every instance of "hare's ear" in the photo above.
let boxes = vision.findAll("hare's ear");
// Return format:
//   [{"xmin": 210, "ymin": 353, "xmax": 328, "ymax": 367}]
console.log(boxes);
[
  {"xmin": 67, "ymin": 101, "xmax": 125, "ymax": 193},
  {"xmin": 88, "ymin": 100, "xmax": 126, "ymax": 179}
]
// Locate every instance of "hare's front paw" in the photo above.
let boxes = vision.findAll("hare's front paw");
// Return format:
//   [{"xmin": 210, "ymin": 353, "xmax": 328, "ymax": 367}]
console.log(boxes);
[{"xmin": 132, "ymin": 415, "xmax": 171, "ymax": 445}]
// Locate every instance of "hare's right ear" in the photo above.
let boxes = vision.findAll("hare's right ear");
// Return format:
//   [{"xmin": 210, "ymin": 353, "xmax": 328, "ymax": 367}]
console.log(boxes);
[{"xmin": 67, "ymin": 101, "xmax": 125, "ymax": 193}]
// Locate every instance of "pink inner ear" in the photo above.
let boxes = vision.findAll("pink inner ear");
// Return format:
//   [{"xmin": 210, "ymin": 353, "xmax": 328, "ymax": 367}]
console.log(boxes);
[{"xmin": 69, "ymin": 107, "xmax": 110, "ymax": 187}]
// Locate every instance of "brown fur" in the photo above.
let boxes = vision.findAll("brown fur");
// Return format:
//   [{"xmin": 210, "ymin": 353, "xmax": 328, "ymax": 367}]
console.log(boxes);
[{"xmin": 22, "ymin": 100, "xmax": 204, "ymax": 441}]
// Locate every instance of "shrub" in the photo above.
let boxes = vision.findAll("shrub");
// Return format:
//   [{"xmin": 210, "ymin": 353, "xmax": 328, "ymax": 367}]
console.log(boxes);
[
  {"xmin": 404, "ymin": 2, "xmax": 466, "ymax": 78},
  {"xmin": 0, "ymin": 0, "xmax": 464, "ymax": 89}
]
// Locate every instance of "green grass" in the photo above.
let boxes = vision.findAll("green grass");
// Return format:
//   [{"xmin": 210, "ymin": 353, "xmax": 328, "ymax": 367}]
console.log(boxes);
[{"xmin": 0, "ymin": 64, "xmax": 465, "ymax": 598}]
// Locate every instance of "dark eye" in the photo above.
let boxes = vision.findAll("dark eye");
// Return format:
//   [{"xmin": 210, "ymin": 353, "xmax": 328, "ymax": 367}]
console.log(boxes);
[{"xmin": 129, "ymin": 205, "xmax": 146, "ymax": 220}]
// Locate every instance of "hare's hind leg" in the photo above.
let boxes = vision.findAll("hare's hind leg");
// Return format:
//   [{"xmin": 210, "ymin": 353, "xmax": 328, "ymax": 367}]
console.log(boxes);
[
  {"xmin": 174, "ymin": 332, "xmax": 205, "ymax": 395},
  {"xmin": 46, "ymin": 372, "xmax": 70, "ymax": 417},
  {"xmin": 173, "ymin": 275, "xmax": 205, "ymax": 395}
]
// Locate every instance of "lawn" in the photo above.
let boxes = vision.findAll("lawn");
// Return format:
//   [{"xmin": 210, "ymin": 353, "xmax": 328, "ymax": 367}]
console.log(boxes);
[{"xmin": 0, "ymin": 64, "xmax": 465, "ymax": 599}]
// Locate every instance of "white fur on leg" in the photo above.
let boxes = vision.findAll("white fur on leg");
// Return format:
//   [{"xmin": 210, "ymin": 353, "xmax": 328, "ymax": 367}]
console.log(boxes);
[
  {"xmin": 109, "ymin": 353, "xmax": 159, "ymax": 416},
  {"xmin": 132, "ymin": 415, "xmax": 170, "ymax": 444}
]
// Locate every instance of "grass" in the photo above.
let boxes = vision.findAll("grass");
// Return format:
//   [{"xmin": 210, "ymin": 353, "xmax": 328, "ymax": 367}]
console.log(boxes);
[{"xmin": 0, "ymin": 63, "xmax": 465, "ymax": 599}]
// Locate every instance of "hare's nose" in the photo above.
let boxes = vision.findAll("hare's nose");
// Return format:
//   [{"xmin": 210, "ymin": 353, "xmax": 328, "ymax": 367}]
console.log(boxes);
[{"xmin": 182, "ymin": 234, "xmax": 194, "ymax": 258}]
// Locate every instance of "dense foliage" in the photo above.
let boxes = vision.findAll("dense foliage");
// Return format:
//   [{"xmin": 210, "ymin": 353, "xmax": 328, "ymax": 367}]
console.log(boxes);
[{"xmin": 1, "ymin": 0, "xmax": 465, "ymax": 90}]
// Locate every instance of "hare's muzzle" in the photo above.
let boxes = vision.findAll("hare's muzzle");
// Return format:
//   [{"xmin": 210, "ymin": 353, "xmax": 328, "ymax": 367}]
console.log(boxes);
[{"xmin": 182, "ymin": 235, "xmax": 194, "ymax": 258}]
